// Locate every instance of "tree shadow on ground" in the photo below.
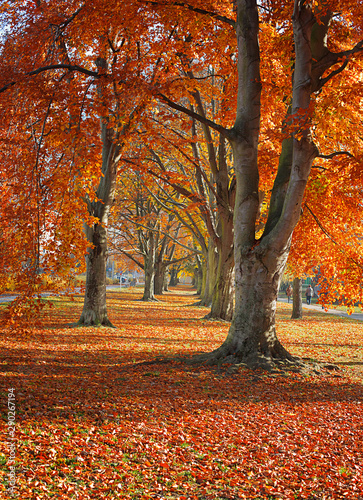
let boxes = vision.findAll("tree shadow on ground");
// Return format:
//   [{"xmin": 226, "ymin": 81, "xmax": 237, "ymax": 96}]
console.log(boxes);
[
  {"xmin": 2, "ymin": 336, "xmax": 363, "ymax": 428},
  {"xmin": 1, "ymin": 288, "xmax": 362, "ymax": 428}
]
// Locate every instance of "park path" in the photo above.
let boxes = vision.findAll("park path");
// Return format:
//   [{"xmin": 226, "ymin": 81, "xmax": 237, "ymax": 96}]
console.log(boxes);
[{"xmin": 277, "ymin": 297, "xmax": 363, "ymax": 322}]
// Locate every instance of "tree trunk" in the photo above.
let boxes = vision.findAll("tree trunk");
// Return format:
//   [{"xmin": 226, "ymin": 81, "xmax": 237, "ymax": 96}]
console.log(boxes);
[
  {"xmin": 198, "ymin": 0, "xmax": 317, "ymax": 367},
  {"xmin": 199, "ymin": 243, "xmax": 217, "ymax": 307},
  {"xmin": 163, "ymin": 272, "xmax": 169, "ymax": 292},
  {"xmin": 208, "ymin": 205, "xmax": 235, "ymax": 321},
  {"xmin": 78, "ymin": 223, "xmax": 114, "ymax": 327},
  {"xmin": 204, "ymin": 247, "xmax": 293, "ymax": 368},
  {"xmin": 196, "ymin": 259, "xmax": 203, "ymax": 295},
  {"xmin": 154, "ymin": 261, "xmax": 165, "ymax": 295},
  {"xmin": 209, "ymin": 254, "xmax": 234, "ymax": 321},
  {"xmin": 193, "ymin": 259, "xmax": 203, "ymax": 295},
  {"xmin": 142, "ymin": 232, "xmax": 156, "ymax": 301},
  {"xmin": 169, "ymin": 266, "xmax": 179, "ymax": 287},
  {"xmin": 78, "ymin": 57, "xmax": 118, "ymax": 327},
  {"xmin": 291, "ymin": 277, "xmax": 303, "ymax": 319}
]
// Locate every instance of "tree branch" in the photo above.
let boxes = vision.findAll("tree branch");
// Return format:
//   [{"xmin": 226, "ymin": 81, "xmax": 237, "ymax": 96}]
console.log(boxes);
[
  {"xmin": 304, "ymin": 203, "xmax": 363, "ymax": 270},
  {"xmin": 315, "ymin": 39, "xmax": 363, "ymax": 90},
  {"xmin": 0, "ymin": 64, "xmax": 101, "ymax": 94},
  {"xmin": 156, "ymin": 92, "xmax": 230, "ymax": 139},
  {"xmin": 317, "ymin": 150, "xmax": 354, "ymax": 159},
  {"xmin": 143, "ymin": 0, "xmax": 236, "ymax": 27}
]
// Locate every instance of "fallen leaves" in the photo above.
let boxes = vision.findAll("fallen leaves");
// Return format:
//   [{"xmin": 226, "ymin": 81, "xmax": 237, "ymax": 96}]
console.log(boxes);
[{"xmin": 0, "ymin": 287, "xmax": 362, "ymax": 499}]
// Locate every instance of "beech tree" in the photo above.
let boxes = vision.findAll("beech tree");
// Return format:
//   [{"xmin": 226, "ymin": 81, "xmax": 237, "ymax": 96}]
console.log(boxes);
[
  {"xmin": 209, "ymin": 0, "xmax": 363, "ymax": 366},
  {"xmin": 0, "ymin": 1, "xmax": 170, "ymax": 324},
  {"xmin": 148, "ymin": 110, "xmax": 236, "ymax": 319},
  {"xmin": 1, "ymin": 0, "xmax": 363, "ymax": 356},
  {"xmin": 110, "ymin": 171, "xmax": 197, "ymax": 300},
  {"xmin": 154, "ymin": 0, "xmax": 363, "ymax": 367}
]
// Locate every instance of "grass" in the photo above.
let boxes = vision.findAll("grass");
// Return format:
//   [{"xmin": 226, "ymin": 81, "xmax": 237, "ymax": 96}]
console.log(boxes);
[{"xmin": 0, "ymin": 285, "xmax": 362, "ymax": 500}]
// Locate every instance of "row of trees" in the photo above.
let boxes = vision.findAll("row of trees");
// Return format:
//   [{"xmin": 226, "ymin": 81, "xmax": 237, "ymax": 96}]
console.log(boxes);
[{"xmin": 0, "ymin": 0, "xmax": 363, "ymax": 366}]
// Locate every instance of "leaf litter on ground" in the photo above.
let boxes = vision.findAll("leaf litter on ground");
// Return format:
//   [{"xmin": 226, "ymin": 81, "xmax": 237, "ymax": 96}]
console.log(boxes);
[{"xmin": 0, "ymin": 285, "xmax": 362, "ymax": 499}]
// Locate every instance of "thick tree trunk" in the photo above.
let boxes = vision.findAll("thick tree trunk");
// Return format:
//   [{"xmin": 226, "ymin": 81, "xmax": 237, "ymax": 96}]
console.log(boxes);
[
  {"xmin": 78, "ymin": 57, "xmax": 118, "ymax": 327},
  {"xmin": 199, "ymin": 243, "xmax": 217, "ymax": 307},
  {"xmin": 198, "ymin": 0, "xmax": 317, "ymax": 367},
  {"xmin": 193, "ymin": 259, "xmax": 203, "ymax": 295},
  {"xmin": 199, "ymin": 259, "xmax": 208, "ymax": 303},
  {"xmin": 208, "ymin": 207, "xmax": 235, "ymax": 321},
  {"xmin": 209, "ymin": 256, "xmax": 234, "ymax": 321},
  {"xmin": 196, "ymin": 262, "xmax": 203, "ymax": 295},
  {"xmin": 169, "ymin": 266, "xmax": 179, "ymax": 287},
  {"xmin": 78, "ymin": 223, "xmax": 114, "ymax": 327},
  {"xmin": 291, "ymin": 277, "xmax": 303, "ymax": 319},
  {"xmin": 154, "ymin": 261, "xmax": 165, "ymax": 295},
  {"xmin": 204, "ymin": 247, "xmax": 293, "ymax": 368},
  {"xmin": 143, "ymin": 266, "xmax": 155, "ymax": 300}
]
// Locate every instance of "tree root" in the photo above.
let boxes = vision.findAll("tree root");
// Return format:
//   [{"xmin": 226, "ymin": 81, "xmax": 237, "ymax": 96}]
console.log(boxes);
[
  {"xmin": 73, "ymin": 317, "xmax": 116, "ymax": 328},
  {"xmin": 188, "ymin": 300, "xmax": 210, "ymax": 308},
  {"xmin": 123, "ymin": 350, "xmax": 341, "ymax": 378},
  {"xmin": 184, "ymin": 345, "xmax": 333, "ymax": 376},
  {"xmin": 202, "ymin": 311, "xmax": 231, "ymax": 322}
]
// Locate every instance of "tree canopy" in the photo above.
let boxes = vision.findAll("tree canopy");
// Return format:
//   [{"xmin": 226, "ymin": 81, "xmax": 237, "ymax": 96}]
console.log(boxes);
[{"xmin": 0, "ymin": 1, "xmax": 362, "ymax": 358}]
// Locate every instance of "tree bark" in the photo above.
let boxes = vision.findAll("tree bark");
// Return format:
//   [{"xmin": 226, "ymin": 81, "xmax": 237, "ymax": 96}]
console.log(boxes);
[
  {"xmin": 78, "ymin": 58, "xmax": 118, "ymax": 327},
  {"xmin": 78, "ymin": 223, "xmax": 114, "ymax": 327},
  {"xmin": 169, "ymin": 266, "xmax": 179, "ymax": 286},
  {"xmin": 291, "ymin": 277, "xmax": 303, "ymax": 319},
  {"xmin": 193, "ymin": 257, "xmax": 203, "ymax": 295},
  {"xmin": 208, "ymin": 213, "xmax": 234, "ymax": 321},
  {"xmin": 198, "ymin": 0, "xmax": 318, "ymax": 367},
  {"xmin": 142, "ymin": 231, "xmax": 156, "ymax": 301},
  {"xmin": 154, "ymin": 260, "xmax": 165, "ymax": 295},
  {"xmin": 206, "ymin": 248, "xmax": 293, "ymax": 367},
  {"xmin": 199, "ymin": 243, "xmax": 217, "ymax": 307},
  {"xmin": 163, "ymin": 272, "xmax": 169, "ymax": 292}
]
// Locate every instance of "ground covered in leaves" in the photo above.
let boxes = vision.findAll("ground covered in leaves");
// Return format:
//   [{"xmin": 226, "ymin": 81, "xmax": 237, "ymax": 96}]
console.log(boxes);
[{"xmin": 1, "ymin": 286, "xmax": 363, "ymax": 499}]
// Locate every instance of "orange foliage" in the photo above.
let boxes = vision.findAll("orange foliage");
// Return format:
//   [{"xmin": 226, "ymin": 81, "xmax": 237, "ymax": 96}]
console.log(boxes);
[{"xmin": 0, "ymin": 0, "xmax": 362, "ymax": 314}]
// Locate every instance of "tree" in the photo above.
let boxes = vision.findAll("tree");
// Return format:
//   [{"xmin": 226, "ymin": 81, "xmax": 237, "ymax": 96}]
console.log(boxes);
[
  {"xmin": 291, "ymin": 277, "xmax": 303, "ymax": 319},
  {"xmin": 1, "ymin": 0, "xmax": 362, "ymax": 347},
  {"xmin": 156, "ymin": 0, "xmax": 363, "ymax": 367},
  {"xmin": 110, "ymin": 171, "xmax": 197, "ymax": 300},
  {"xmin": 213, "ymin": 0, "xmax": 363, "ymax": 366},
  {"xmin": 139, "ymin": 100, "xmax": 236, "ymax": 318},
  {"xmin": 0, "ymin": 0, "xmax": 168, "ymax": 324}
]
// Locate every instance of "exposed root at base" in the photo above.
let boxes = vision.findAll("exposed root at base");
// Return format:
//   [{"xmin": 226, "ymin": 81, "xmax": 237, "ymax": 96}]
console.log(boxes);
[
  {"xmin": 188, "ymin": 300, "xmax": 210, "ymax": 308},
  {"xmin": 72, "ymin": 319, "xmax": 116, "ymax": 328},
  {"xmin": 128, "ymin": 351, "xmax": 341, "ymax": 378},
  {"xmin": 202, "ymin": 312, "xmax": 231, "ymax": 322},
  {"xmin": 184, "ymin": 349, "xmax": 339, "ymax": 376},
  {"xmin": 121, "ymin": 350, "xmax": 341, "ymax": 378}
]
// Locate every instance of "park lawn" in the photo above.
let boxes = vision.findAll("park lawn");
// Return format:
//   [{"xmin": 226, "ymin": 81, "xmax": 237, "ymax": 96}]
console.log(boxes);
[{"xmin": 0, "ymin": 286, "xmax": 362, "ymax": 500}]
